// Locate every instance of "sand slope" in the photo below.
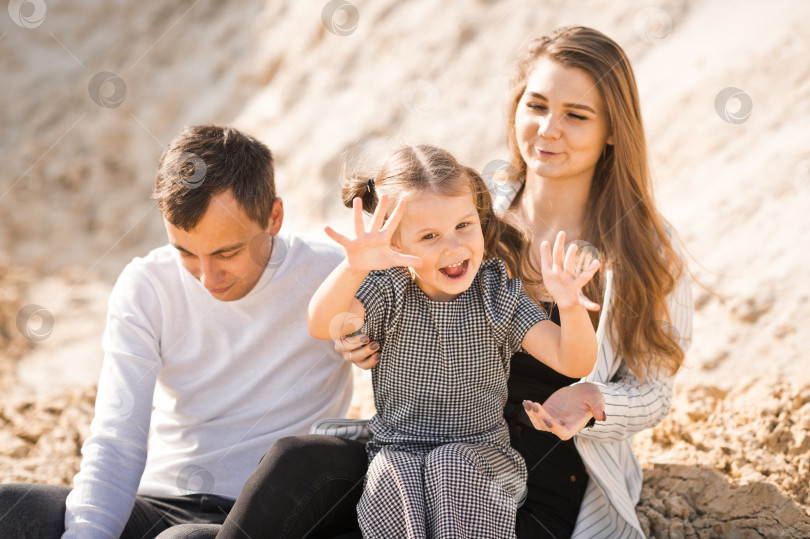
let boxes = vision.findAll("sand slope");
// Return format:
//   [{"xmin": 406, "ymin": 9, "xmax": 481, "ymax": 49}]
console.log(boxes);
[{"xmin": 2, "ymin": 0, "xmax": 809, "ymax": 536}]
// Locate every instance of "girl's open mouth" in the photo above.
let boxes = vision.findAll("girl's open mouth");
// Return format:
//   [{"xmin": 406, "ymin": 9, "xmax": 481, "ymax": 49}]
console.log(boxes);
[{"xmin": 439, "ymin": 260, "xmax": 468, "ymax": 279}]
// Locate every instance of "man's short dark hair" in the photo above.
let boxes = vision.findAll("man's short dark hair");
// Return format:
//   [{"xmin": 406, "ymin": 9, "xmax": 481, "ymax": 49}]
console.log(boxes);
[{"xmin": 153, "ymin": 125, "xmax": 275, "ymax": 231}]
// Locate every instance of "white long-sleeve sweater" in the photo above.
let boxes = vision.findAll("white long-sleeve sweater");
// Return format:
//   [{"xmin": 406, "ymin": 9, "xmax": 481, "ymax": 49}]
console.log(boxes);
[{"xmin": 63, "ymin": 231, "xmax": 352, "ymax": 538}]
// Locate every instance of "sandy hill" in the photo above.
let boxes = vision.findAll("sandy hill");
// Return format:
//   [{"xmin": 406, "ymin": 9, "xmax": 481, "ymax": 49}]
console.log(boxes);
[{"xmin": 1, "ymin": 0, "xmax": 809, "ymax": 536}]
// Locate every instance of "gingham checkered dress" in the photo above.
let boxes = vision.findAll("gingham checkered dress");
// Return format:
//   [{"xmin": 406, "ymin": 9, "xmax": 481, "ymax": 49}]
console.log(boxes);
[{"xmin": 355, "ymin": 258, "xmax": 548, "ymax": 539}]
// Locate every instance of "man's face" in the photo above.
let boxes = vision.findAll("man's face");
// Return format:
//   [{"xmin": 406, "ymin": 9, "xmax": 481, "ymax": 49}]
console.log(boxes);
[{"xmin": 164, "ymin": 190, "xmax": 283, "ymax": 301}]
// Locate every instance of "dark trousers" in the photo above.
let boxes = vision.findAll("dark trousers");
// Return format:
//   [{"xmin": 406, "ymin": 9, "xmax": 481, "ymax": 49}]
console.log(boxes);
[
  {"xmin": 217, "ymin": 430, "xmax": 587, "ymax": 539},
  {"xmin": 217, "ymin": 435, "xmax": 368, "ymax": 539},
  {"xmin": 0, "ymin": 483, "xmax": 234, "ymax": 538}
]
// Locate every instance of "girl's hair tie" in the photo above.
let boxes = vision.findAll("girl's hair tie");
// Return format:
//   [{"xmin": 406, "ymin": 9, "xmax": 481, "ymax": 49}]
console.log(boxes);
[{"xmin": 366, "ymin": 178, "xmax": 375, "ymax": 195}]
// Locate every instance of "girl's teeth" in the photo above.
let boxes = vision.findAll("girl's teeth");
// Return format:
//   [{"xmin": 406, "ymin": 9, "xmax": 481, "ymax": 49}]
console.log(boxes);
[{"xmin": 441, "ymin": 260, "xmax": 466, "ymax": 278}]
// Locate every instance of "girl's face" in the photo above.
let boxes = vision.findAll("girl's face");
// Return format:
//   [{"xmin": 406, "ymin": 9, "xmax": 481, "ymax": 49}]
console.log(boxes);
[
  {"xmin": 394, "ymin": 187, "xmax": 485, "ymax": 302},
  {"xmin": 514, "ymin": 57, "xmax": 613, "ymax": 185}
]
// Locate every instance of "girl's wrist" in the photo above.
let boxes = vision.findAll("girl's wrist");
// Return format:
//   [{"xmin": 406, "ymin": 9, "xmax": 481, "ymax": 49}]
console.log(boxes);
[
  {"xmin": 556, "ymin": 301, "xmax": 585, "ymax": 313},
  {"xmin": 341, "ymin": 258, "xmax": 371, "ymax": 279}
]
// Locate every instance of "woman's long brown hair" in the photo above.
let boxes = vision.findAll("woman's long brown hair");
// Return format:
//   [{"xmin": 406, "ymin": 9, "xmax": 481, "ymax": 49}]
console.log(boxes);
[
  {"xmin": 506, "ymin": 26, "xmax": 685, "ymax": 378},
  {"xmin": 342, "ymin": 144, "xmax": 542, "ymax": 302}
]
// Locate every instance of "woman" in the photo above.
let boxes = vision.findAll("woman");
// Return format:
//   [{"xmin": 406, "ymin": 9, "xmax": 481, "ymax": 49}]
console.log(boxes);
[{"xmin": 218, "ymin": 26, "xmax": 692, "ymax": 538}]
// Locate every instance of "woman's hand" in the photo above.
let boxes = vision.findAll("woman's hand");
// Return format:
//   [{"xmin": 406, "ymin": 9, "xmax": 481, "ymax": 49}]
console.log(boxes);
[
  {"xmin": 325, "ymin": 195, "xmax": 422, "ymax": 273},
  {"xmin": 539, "ymin": 231, "xmax": 601, "ymax": 311},
  {"xmin": 335, "ymin": 333, "xmax": 380, "ymax": 370},
  {"xmin": 522, "ymin": 382, "xmax": 606, "ymax": 441}
]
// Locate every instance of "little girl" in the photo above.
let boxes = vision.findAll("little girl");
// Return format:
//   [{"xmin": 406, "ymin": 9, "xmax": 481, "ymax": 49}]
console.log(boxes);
[{"xmin": 307, "ymin": 145, "xmax": 600, "ymax": 539}]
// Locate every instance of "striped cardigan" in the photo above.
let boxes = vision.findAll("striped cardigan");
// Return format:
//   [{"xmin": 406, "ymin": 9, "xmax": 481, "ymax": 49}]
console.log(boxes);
[
  {"xmin": 572, "ymin": 258, "xmax": 692, "ymax": 537},
  {"xmin": 493, "ymin": 184, "xmax": 693, "ymax": 538}
]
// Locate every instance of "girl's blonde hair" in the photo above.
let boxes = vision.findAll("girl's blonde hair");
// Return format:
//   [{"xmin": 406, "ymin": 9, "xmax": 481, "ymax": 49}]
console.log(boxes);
[
  {"xmin": 342, "ymin": 144, "xmax": 541, "ymax": 300},
  {"xmin": 506, "ymin": 26, "xmax": 685, "ymax": 378}
]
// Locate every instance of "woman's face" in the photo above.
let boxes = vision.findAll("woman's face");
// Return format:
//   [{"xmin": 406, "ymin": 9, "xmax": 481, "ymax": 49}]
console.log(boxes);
[{"xmin": 514, "ymin": 57, "xmax": 612, "ymax": 185}]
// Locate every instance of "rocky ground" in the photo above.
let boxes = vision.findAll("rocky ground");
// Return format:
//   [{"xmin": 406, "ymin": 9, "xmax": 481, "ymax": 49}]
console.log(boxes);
[{"xmin": 635, "ymin": 381, "xmax": 810, "ymax": 537}]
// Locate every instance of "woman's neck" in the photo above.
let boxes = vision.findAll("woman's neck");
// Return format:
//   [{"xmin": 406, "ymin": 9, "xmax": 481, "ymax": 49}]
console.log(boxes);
[{"xmin": 517, "ymin": 172, "xmax": 592, "ymax": 243}]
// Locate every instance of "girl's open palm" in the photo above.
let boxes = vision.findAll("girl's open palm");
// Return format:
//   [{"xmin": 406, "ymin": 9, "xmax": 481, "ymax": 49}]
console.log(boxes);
[
  {"xmin": 540, "ymin": 231, "xmax": 601, "ymax": 311},
  {"xmin": 324, "ymin": 195, "xmax": 423, "ymax": 273}
]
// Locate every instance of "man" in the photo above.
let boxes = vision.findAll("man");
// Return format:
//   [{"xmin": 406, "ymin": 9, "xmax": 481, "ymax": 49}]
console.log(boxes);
[{"xmin": 0, "ymin": 125, "xmax": 352, "ymax": 538}]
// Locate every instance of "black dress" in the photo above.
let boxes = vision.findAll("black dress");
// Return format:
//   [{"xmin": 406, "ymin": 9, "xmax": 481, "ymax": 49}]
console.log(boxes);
[{"xmin": 508, "ymin": 301, "xmax": 590, "ymax": 538}]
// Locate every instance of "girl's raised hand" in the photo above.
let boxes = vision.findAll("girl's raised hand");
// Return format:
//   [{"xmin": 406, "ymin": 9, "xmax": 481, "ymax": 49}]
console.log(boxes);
[
  {"xmin": 324, "ymin": 195, "xmax": 423, "ymax": 273},
  {"xmin": 540, "ymin": 231, "xmax": 601, "ymax": 311}
]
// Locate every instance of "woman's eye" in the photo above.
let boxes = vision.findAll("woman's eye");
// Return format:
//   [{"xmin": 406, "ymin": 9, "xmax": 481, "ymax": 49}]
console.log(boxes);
[
  {"xmin": 527, "ymin": 103, "xmax": 547, "ymax": 111},
  {"xmin": 568, "ymin": 112, "xmax": 587, "ymax": 120},
  {"xmin": 456, "ymin": 222, "xmax": 469, "ymax": 229}
]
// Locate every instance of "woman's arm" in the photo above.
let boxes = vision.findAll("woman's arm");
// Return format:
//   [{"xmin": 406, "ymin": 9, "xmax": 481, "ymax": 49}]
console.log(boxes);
[
  {"xmin": 526, "ymin": 255, "xmax": 693, "ymax": 441},
  {"xmin": 575, "ymin": 364, "xmax": 673, "ymax": 441},
  {"xmin": 522, "ymin": 382, "xmax": 606, "ymax": 440},
  {"xmin": 576, "ymin": 264, "xmax": 693, "ymax": 441}
]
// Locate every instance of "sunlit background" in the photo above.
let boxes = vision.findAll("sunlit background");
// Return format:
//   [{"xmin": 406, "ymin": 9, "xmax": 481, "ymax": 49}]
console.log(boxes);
[{"xmin": 2, "ymin": 0, "xmax": 809, "ymax": 535}]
